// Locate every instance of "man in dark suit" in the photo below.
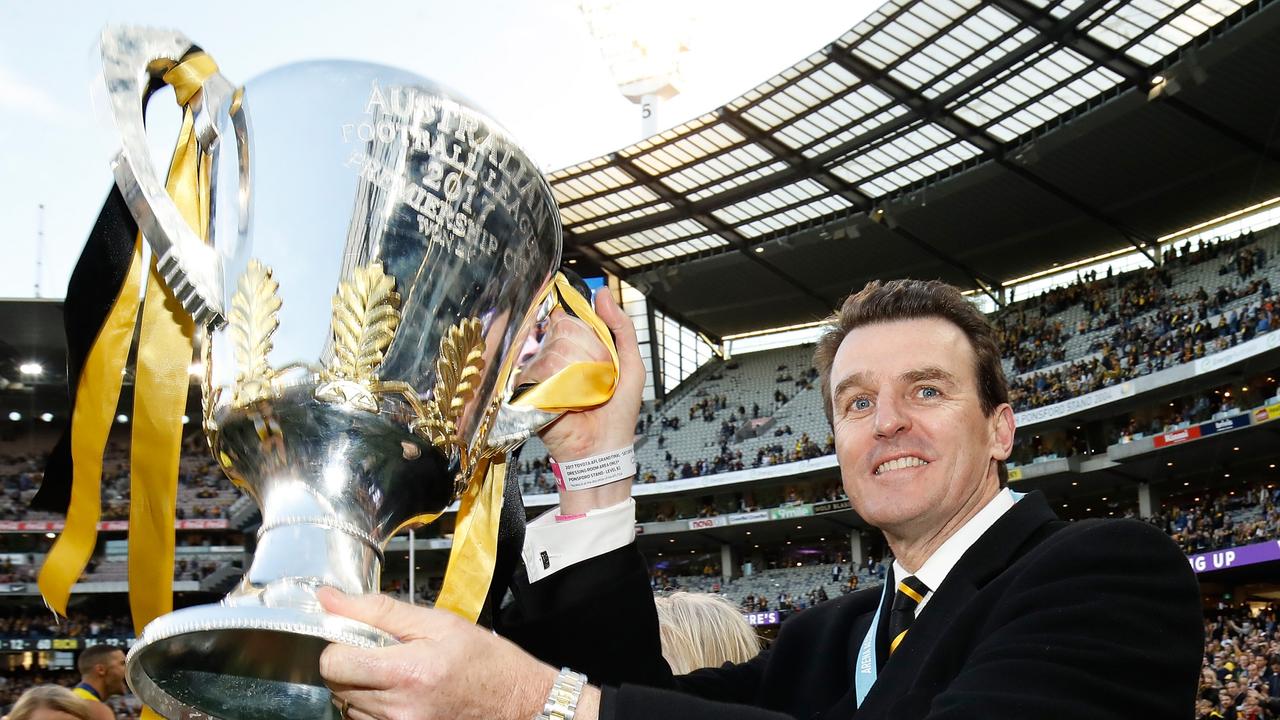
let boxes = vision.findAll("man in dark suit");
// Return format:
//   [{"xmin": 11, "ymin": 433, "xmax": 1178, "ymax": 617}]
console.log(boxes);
[{"xmin": 317, "ymin": 279, "xmax": 1203, "ymax": 720}]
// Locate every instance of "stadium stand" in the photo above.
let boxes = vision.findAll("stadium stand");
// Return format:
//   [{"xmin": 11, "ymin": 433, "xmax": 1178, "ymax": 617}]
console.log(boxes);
[
  {"xmin": 0, "ymin": 434, "xmax": 244, "ymax": 523},
  {"xmin": 657, "ymin": 561, "xmax": 888, "ymax": 614},
  {"xmin": 1157, "ymin": 486, "xmax": 1280, "ymax": 556},
  {"xmin": 508, "ymin": 227, "xmax": 1280, "ymax": 493}
]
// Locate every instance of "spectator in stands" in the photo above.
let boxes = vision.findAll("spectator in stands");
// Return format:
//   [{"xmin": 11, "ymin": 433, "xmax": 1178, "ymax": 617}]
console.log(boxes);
[
  {"xmin": 1200, "ymin": 603, "xmax": 1280, "ymax": 719},
  {"xmin": 315, "ymin": 279, "xmax": 1203, "ymax": 720},
  {"xmin": 652, "ymin": 593, "xmax": 761, "ymax": 675},
  {"xmin": 5, "ymin": 685, "xmax": 92, "ymax": 720},
  {"xmin": 71, "ymin": 646, "xmax": 125, "ymax": 720}
]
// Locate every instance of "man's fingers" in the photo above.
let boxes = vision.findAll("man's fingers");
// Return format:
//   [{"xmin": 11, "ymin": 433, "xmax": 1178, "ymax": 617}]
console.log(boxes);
[
  {"xmin": 328, "ymin": 683, "xmax": 393, "ymax": 720},
  {"xmin": 319, "ymin": 643, "xmax": 399, "ymax": 691},
  {"xmin": 317, "ymin": 587, "xmax": 453, "ymax": 642},
  {"xmin": 593, "ymin": 290, "xmax": 645, "ymax": 398}
]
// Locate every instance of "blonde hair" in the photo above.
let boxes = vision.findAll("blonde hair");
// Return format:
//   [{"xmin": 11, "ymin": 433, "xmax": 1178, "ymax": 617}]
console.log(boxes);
[
  {"xmin": 6, "ymin": 685, "xmax": 93, "ymax": 720},
  {"xmin": 654, "ymin": 592, "xmax": 762, "ymax": 675}
]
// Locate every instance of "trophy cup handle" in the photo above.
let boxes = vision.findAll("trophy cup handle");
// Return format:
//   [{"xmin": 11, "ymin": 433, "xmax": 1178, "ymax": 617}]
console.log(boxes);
[
  {"xmin": 100, "ymin": 26, "xmax": 249, "ymax": 329},
  {"xmin": 484, "ymin": 272, "xmax": 620, "ymax": 451}
]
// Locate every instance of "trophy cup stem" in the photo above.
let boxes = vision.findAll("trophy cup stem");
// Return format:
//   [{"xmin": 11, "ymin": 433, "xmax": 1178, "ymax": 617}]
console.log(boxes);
[
  {"xmin": 223, "ymin": 476, "xmax": 384, "ymax": 611},
  {"xmin": 126, "ymin": 470, "xmax": 398, "ymax": 720}
]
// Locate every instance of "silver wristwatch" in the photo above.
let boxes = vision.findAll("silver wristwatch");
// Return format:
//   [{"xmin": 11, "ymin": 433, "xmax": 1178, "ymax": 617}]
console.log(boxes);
[{"xmin": 535, "ymin": 667, "xmax": 587, "ymax": 720}]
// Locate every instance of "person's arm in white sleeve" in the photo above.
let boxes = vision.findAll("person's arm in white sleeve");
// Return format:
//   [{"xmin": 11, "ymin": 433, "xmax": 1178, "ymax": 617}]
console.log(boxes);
[
  {"xmin": 514, "ymin": 288, "xmax": 646, "ymax": 582},
  {"xmin": 522, "ymin": 498, "xmax": 636, "ymax": 582}
]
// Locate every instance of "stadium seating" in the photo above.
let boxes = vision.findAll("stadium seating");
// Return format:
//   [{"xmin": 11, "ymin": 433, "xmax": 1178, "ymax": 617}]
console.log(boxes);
[
  {"xmin": 507, "ymin": 229, "xmax": 1280, "ymax": 492},
  {"xmin": 659, "ymin": 562, "xmax": 886, "ymax": 612}
]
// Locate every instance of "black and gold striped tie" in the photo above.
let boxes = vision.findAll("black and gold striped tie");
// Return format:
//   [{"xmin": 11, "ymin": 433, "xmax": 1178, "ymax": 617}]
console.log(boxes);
[{"xmin": 885, "ymin": 575, "xmax": 930, "ymax": 658}]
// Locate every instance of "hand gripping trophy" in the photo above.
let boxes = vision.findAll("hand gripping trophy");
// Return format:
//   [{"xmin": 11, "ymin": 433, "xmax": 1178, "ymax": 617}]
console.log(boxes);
[{"xmin": 34, "ymin": 26, "xmax": 618, "ymax": 720}]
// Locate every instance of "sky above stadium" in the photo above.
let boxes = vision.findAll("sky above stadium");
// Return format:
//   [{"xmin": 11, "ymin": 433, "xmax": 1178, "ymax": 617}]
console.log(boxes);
[{"xmin": 0, "ymin": 0, "xmax": 880, "ymax": 300}]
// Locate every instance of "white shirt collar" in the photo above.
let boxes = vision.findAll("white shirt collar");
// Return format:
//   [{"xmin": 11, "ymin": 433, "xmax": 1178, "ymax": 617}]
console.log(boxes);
[{"xmin": 891, "ymin": 488, "xmax": 1017, "ymax": 615}]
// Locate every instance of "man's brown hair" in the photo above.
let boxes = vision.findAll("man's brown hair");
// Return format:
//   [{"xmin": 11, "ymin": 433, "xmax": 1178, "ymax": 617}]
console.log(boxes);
[
  {"xmin": 813, "ymin": 279, "xmax": 1011, "ymax": 486},
  {"xmin": 77, "ymin": 644, "xmax": 122, "ymax": 676}
]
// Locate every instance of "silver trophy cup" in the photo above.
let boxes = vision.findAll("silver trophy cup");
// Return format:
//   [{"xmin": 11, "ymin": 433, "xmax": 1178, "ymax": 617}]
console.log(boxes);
[{"xmin": 100, "ymin": 27, "xmax": 583, "ymax": 720}]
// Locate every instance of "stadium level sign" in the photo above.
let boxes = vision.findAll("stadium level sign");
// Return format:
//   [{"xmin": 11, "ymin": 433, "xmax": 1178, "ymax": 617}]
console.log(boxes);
[
  {"xmin": 1154, "ymin": 412, "xmax": 1251, "ymax": 449},
  {"xmin": 1187, "ymin": 540, "xmax": 1280, "ymax": 574},
  {"xmin": 727, "ymin": 510, "xmax": 771, "ymax": 525},
  {"xmin": 743, "ymin": 610, "xmax": 781, "ymax": 627},
  {"xmin": 687, "ymin": 516, "xmax": 728, "ymax": 530},
  {"xmin": 1153, "ymin": 426, "xmax": 1202, "ymax": 448},
  {"xmin": 1198, "ymin": 413, "xmax": 1250, "ymax": 437},
  {"xmin": 0, "ymin": 518, "xmax": 228, "ymax": 533},
  {"xmin": 769, "ymin": 505, "xmax": 814, "ymax": 520},
  {"xmin": 813, "ymin": 499, "xmax": 850, "ymax": 515},
  {"xmin": 1253, "ymin": 403, "xmax": 1280, "ymax": 424}
]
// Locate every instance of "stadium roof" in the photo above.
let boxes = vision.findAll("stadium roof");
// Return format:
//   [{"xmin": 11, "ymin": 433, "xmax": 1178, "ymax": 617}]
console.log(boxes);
[{"xmin": 553, "ymin": 0, "xmax": 1280, "ymax": 338}]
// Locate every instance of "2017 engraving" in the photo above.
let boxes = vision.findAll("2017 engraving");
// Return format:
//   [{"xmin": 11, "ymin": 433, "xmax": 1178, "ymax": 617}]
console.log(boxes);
[{"xmin": 341, "ymin": 79, "xmax": 550, "ymax": 266}]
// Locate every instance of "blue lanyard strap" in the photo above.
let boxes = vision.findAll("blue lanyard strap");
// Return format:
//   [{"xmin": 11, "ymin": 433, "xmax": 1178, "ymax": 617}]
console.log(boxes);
[{"xmin": 854, "ymin": 577, "xmax": 890, "ymax": 706}]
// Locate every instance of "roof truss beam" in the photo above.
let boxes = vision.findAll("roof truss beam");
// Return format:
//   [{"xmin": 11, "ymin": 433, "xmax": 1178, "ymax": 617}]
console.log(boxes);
[
  {"xmin": 994, "ymin": 0, "xmax": 1279, "ymax": 163},
  {"xmin": 826, "ymin": 37, "xmax": 1160, "ymax": 264},
  {"xmin": 568, "ymin": 0, "xmax": 1116, "ymax": 248},
  {"xmin": 612, "ymin": 156, "xmax": 834, "ymax": 313},
  {"xmin": 718, "ymin": 108, "xmax": 1004, "ymax": 290}
]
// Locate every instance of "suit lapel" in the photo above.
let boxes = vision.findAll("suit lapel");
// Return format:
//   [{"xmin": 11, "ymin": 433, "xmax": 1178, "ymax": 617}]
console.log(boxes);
[
  {"xmin": 848, "ymin": 491, "xmax": 1058, "ymax": 718},
  {"xmin": 815, "ymin": 603, "xmax": 879, "ymax": 720}
]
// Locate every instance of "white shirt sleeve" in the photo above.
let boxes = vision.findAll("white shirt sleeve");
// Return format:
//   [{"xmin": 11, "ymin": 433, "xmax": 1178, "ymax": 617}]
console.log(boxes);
[{"xmin": 521, "ymin": 498, "xmax": 637, "ymax": 583}]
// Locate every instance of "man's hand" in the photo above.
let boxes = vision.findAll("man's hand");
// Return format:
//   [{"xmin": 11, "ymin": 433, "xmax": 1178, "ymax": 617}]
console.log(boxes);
[
  {"xmin": 520, "ymin": 290, "xmax": 644, "ymax": 515},
  {"xmin": 318, "ymin": 588, "xmax": 601, "ymax": 720}
]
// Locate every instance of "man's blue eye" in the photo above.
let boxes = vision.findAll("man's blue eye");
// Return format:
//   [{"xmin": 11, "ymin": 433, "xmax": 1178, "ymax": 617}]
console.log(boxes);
[
  {"xmin": 853, "ymin": 398, "xmax": 872, "ymax": 411},
  {"xmin": 919, "ymin": 387, "xmax": 939, "ymax": 398}
]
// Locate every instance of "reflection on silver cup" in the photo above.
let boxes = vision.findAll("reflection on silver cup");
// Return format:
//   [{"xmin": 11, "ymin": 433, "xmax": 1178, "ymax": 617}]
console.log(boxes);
[{"xmin": 101, "ymin": 26, "xmax": 574, "ymax": 720}]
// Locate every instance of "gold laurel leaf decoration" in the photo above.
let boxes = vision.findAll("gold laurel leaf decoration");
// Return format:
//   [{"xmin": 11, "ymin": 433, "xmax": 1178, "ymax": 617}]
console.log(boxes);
[
  {"xmin": 421, "ymin": 318, "xmax": 485, "ymax": 447},
  {"xmin": 228, "ymin": 259, "xmax": 281, "ymax": 406},
  {"xmin": 326, "ymin": 261, "xmax": 401, "ymax": 383}
]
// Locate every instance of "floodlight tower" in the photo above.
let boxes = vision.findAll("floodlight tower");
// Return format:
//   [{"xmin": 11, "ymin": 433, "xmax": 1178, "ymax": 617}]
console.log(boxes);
[{"xmin": 579, "ymin": 0, "xmax": 692, "ymax": 138}]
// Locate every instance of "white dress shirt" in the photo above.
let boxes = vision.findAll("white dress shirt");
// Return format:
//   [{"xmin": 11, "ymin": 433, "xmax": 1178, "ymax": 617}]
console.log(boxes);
[
  {"xmin": 891, "ymin": 488, "xmax": 1017, "ymax": 616},
  {"xmin": 521, "ymin": 498, "xmax": 638, "ymax": 582}
]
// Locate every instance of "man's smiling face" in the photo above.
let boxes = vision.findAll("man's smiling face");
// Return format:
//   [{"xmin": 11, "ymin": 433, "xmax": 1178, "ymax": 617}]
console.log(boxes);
[{"xmin": 828, "ymin": 317, "xmax": 1013, "ymax": 540}]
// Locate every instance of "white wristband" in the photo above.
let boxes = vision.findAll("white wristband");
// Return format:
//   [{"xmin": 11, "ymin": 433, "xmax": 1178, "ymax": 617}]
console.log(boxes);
[{"xmin": 551, "ymin": 447, "xmax": 636, "ymax": 491}]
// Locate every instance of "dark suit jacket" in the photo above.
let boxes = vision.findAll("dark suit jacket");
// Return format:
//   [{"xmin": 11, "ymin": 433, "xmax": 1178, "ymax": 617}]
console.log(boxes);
[{"xmin": 499, "ymin": 491, "xmax": 1204, "ymax": 719}]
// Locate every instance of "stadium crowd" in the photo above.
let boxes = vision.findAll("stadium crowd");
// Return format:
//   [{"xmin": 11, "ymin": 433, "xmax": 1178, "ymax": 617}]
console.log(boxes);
[
  {"xmin": 0, "ymin": 611, "xmax": 132, "ymax": 640},
  {"xmin": 1006, "ymin": 232, "xmax": 1277, "ymax": 411},
  {"xmin": 507, "ymin": 230, "xmax": 1280, "ymax": 492},
  {"xmin": 1156, "ymin": 486, "xmax": 1280, "ymax": 556},
  {"xmin": 0, "ymin": 670, "xmax": 80, "ymax": 716},
  {"xmin": 1200, "ymin": 603, "xmax": 1280, "ymax": 720},
  {"xmin": 0, "ymin": 435, "xmax": 243, "ymax": 523}
]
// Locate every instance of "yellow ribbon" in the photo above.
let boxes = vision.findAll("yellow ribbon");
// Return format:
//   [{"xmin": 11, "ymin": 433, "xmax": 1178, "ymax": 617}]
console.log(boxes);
[
  {"xmin": 511, "ymin": 274, "xmax": 620, "ymax": 412},
  {"xmin": 38, "ymin": 52, "xmax": 214, "ymax": 670},
  {"xmin": 433, "ymin": 456, "xmax": 506, "ymax": 621},
  {"xmin": 127, "ymin": 55, "xmax": 214, "ymax": 635},
  {"xmin": 434, "ymin": 274, "xmax": 620, "ymax": 622},
  {"xmin": 36, "ymin": 242, "xmax": 143, "ymax": 614}
]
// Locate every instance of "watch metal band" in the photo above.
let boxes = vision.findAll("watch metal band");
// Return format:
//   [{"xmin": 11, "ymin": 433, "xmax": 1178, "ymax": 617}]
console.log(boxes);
[{"xmin": 535, "ymin": 667, "xmax": 587, "ymax": 720}]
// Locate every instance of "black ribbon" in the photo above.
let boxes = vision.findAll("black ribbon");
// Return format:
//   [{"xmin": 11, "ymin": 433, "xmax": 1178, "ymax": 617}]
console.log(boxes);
[
  {"xmin": 32, "ymin": 186, "xmax": 142, "ymax": 513},
  {"xmin": 30, "ymin": 54, "xmax": 186, "ymax": 514}
]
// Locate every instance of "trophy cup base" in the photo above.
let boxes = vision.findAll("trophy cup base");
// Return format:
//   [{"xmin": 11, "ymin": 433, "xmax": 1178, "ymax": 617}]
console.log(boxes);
[{"xmin": 127, "ymin": 603, "xmax": 396, "ymax": 720}]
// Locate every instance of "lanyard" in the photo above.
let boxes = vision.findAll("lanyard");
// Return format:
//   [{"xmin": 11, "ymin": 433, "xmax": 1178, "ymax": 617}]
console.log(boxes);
[
  {"xmin": 854, "ymin": 489, "xmax": 1025, "ymax": 707},
  {"xmin": 853, "ymin": 572, "xmax": 891, "ymax": 706}
]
